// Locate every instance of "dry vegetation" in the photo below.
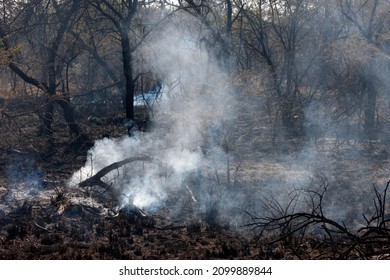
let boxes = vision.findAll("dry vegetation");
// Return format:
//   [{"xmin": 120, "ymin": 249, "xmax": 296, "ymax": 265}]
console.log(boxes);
[
  {"xmin": 1, "ymin": 0, "xmax": 390, "ymax": 260},
  {"xmin": 1, "ymin": 93, "xmax": 390, "ymax": 260}
]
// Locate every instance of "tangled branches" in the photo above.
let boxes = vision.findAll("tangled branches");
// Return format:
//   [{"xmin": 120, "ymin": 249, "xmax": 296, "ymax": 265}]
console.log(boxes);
[{"xmin": 246, "ymin": 180, "xmax": 390, "ymax": 259}]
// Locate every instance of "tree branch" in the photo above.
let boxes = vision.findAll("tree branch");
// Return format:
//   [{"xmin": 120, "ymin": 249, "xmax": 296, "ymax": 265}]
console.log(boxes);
[{"xmin": 79, "ymin": 156, "xmax": 152, "ymax": 189}]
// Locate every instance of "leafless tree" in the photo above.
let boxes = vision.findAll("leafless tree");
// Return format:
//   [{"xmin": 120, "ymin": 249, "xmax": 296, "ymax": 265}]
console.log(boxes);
[
  {"xmin": 241, "ymin": 0, "xmax": 345, "ymax": 137},
  {"xmin": 339, "ymin": 0, "xmax": 390, "ymax": 138},
  {"xmin": 0, "ymin": 0, "xmax": 88, "ymax": 146},
  {"xmin": 88, "ymin": 0, "xmax": 166, "ymax": 120}
]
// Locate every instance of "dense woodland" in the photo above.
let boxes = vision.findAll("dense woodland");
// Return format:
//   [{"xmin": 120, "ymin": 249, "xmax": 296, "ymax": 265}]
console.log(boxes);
[
  {"xmin": 1, "ymin": 0, "xmax": 390, "ymax": 141},
  {"xmin": 1, "ymin": 0, "xmax": 390, "ymax": 259}
]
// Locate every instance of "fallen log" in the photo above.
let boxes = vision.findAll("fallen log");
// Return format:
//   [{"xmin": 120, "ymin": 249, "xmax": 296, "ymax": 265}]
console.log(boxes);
[{"xmin": 79, "ymin": 155, "xmax": 152, "ymax": 189}]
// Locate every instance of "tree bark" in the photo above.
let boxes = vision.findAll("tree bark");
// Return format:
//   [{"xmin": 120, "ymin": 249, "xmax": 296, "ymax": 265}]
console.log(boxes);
[
  {"xmin": 42, "ymin": 0, "xmax": 80, "ymax": 137},
  {"xmin": 79, "ymin": 156, "xmax": 152, "ymax": 189},
  {"xmin": 120, "ymin": 29, "xmax": 135, "ymax": 120},
  {"xmin": 90, "ymin": 0, "xmax": 139, "ymax": 120}
]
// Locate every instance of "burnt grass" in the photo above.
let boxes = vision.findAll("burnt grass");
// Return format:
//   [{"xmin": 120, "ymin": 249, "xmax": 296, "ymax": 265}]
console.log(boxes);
[
  {"xmin": 1, "ymin": 107, "xmax": 390, "ymax": 259},
  {"xmin": 0, "ymin": 109, "xmax": 258, "ymax": 260}
]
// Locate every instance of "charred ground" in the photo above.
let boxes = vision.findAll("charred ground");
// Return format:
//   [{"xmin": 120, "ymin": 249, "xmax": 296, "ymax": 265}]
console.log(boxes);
[
  {"xmin": 1, "ymin": 98, "xmax": 390, "ymax": 260},
  {"xmin": 0, "ymin": 108, "xmax": 258, "ymax": 260}
]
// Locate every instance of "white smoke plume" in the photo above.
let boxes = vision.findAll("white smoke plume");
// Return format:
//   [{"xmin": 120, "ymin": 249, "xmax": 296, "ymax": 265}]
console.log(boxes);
[
  {"xmin": 67, "ymin": 11, "xmax": 390, "ymax": 232},
  {"xmin": 68, "ymin": 16, "xmax": 237, "ymax": 220}
]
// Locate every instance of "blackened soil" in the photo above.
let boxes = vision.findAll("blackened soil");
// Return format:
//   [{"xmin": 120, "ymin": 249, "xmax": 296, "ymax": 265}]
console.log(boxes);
[{"xmin": 0, "ymin": 112, "xmax": 389, "ymax": 260}]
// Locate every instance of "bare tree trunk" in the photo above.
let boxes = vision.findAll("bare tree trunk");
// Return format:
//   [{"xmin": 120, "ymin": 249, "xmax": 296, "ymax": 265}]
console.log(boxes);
[
  {"xmin": 89, "ymin": 0, "xmax": 139, "ymax": 120},
  {"xmin": 280, "ymin": 92, "xmax": 303, "ymax": 137},
  {"xmin": 55, "ymin": 98, "xmax": 88, "ymax": 143},
  {"xmin": 42, "ymin": 102, "xmax": 54, "ymax": 137},
  {"xmin": 42, "ymin": 0, "xmax": 80, "ymax": 137},
  {"xmin": 120, "ymin": 30, "xmax": 135, "ymax": 120}
]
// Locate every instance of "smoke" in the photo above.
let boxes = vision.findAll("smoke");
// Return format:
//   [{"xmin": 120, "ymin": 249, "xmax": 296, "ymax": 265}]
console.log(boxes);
[
  {"xmin": 1, "ymin": 153, "xmax": 45, "ymax": 212},
  {"xmin": 67, "ymin": 10, "xmax": 390, "ymax": 234},
  {"xmin": 68, "ymin": 15, "xmax": 240, "ymax": 225}
]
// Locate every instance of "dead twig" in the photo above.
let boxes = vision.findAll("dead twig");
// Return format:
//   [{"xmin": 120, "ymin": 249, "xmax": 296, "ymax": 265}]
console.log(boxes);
[
  {"xmin": 33, "ymin": 221, "xmax": 49, "ymax": 232},
  {"xmin": 246, "ymin": 180, "xmax": 390, "ymax": 259}
]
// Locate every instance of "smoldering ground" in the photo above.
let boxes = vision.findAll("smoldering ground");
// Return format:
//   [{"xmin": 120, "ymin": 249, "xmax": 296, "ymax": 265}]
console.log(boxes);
[
  {"xmin": 65, "ymin": 14, "xmax": 390, "ymax": 236},
  {"xmin": 68, "ymin": 19, "xmax": 243, "ymax": 225}
]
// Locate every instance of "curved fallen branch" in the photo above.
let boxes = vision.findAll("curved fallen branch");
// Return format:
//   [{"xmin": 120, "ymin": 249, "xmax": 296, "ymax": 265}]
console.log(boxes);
[{"xmin": 79, "ymin": 155, "xmax": 152, "ymax": 189}]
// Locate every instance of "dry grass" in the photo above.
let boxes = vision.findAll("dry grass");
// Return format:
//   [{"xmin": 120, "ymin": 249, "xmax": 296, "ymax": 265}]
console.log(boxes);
[{"xmin": 0, "ymin": 93, "xmax": 390, "ymax": 259}]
